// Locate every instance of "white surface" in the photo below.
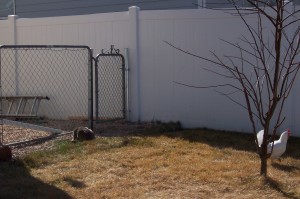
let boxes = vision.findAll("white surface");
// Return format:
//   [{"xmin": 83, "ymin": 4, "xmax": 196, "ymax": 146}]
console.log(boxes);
[{"xmin": 0, "ymin": 7, "xmax": 299, "ymax": 136}]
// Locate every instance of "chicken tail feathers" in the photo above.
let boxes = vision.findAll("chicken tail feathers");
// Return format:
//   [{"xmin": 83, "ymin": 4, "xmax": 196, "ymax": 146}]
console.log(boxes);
[{"xmin": 256, "ymin": 129, "xmax": 264, "ymax": 147}]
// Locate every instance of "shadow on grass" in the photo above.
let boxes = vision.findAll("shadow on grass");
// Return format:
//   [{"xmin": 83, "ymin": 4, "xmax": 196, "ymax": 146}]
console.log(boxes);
[
  {"xmin": 264, "ymin": 176, "xmax": 299, "ymax": 199},
  {"xmin": 284, "ymin": 136, "xmax": 300, "ymax": 159},
  {"xmin": 271, "ymin": 162, "xmax": 300, "ymax": 173},
  {"xmin": 63, "ymin": 177, "xmax": 87, "ymax": 189},
  {"xmin": 136, "ymin": 124, "xmax": 300, "ymax": 159},
  {"xmin": 0, "ymin": 159, "xmax": 72, "ymax": 199},
  {"xmin": 138, "ymin": 127, "xmax": 257, "ymax": 152}
]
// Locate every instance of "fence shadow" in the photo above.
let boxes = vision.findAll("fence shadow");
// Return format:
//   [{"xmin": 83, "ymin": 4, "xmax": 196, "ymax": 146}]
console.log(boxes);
[
  {"xmin": 134, "ymin": 125, "xmax": 256, "ymax": 152},
  {"xmin": 0, "ymin": 160, "xmax": 72, "ymax": 199},
  {"xmin": 132, "ymin": 122, "xmax": 300, "ymax": 159}
]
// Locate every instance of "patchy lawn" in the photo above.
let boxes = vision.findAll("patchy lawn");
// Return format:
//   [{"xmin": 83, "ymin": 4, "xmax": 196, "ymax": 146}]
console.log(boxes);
[{"xmin": 1, "ymin": 129, "xmax": 300, "ymax": 199}]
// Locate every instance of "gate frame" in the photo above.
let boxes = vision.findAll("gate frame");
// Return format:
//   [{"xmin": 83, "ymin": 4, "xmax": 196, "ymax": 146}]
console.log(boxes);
[
  {"xmin": 0, "ymin": 45, "xmax": 94, "ymax": 135},
  {"xmin": 94, "ymin": 45, "xmax": 126, "ymax": 123}
]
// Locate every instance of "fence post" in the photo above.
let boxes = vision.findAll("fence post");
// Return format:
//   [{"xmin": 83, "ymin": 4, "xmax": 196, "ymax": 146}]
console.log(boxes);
[
  {"xmin": 197, "ymin": 0, "xmax": 206, "ymax": 8},
  {"xmin": 8, "ymin": 15, "xmax": 19, "ymax": 95},
  {"xmin": 128, "ymin": 6, "xmax": 141, "ymax": 122},
  {"xmin": 124, "ymin": 48, "xmax": 130, "ymax": 121},
  {"xmin": 8, "ymin": 15, "xmax": 17, "ymax": 45},
  {"xmin": 284, "ymin": 1, "xmax": 296, "ymax": 133},
  {"xmin": 88, "ymin": 49, "xmax": 94, "ymax": 130}
]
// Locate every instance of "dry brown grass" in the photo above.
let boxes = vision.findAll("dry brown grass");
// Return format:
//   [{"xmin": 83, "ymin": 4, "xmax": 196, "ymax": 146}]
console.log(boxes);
[{"xmin": 1, "ymin": 129, "xmax": 300, "ymax": 199}]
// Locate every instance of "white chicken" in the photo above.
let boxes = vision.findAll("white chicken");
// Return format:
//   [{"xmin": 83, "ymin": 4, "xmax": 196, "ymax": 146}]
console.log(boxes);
[{"xmin": 256, "ymin": 129, "xmax": 291, "ymax": 159}]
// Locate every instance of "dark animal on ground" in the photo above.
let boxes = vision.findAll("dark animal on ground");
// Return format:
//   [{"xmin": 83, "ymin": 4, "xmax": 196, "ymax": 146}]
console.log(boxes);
[{"xmin": 72, "ymin": 127, "xmax": 95, "ymax": 142}]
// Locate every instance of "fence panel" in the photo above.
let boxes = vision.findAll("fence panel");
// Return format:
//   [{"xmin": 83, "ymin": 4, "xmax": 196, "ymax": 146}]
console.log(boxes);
[{"xmin": 0, "ymin": 45, "xmax": 93, "ymax": 146}]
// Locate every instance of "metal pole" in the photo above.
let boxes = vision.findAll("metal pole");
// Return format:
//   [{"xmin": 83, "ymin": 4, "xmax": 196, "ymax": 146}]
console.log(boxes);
[
  {"xmin": 13, "ymin": 0, "xmax": 16, "ymax": 15},
  {"xmin": 94, "ymin": 57, "xmax": 99, "ymax": 124},
  {"xmin": 88, "ymin": 49, "xmax": 94, "ymax": 130},
  {"xmin": 124, "ymin": 48, "xmax": 130, "ymax": 121},
  {"xmin": 0, "ymin": 50, "xmax": 2, "ymax": 145},
  {"xmin": 121, "ymin": 54, "xmax": 126, "ymax": 120}
]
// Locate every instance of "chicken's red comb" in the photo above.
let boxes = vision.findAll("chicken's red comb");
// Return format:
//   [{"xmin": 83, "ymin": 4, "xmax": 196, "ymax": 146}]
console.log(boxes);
[{"xmin": 287, "ymin": 129, "xmax": 291, "ymax": 136}]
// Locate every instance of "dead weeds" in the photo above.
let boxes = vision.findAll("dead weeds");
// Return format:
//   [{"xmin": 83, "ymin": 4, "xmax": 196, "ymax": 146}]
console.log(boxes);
[{"xmin": 1, "ymin": 128, "xmax": 300, "ymax": 199}]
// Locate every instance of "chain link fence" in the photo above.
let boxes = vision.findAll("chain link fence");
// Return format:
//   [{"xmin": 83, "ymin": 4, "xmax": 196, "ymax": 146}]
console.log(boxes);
[
  {"xmin": 95, "ymin": 47, "xmax": 125, "ymax": 122},
  {"xmin": 0, "ymin": 45, "xmax": 93, "ymax": 146}
]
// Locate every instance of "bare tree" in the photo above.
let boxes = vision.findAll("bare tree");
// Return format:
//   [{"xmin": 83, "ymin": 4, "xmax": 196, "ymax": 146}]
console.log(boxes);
[{"xmin": 166, "ymin": 0, "xmax": 300, "ymax": 176}]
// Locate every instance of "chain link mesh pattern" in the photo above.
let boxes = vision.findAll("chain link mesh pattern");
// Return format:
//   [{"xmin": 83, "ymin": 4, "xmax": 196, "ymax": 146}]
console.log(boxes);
[
  {"xmin": 0, "ymin": 46, "xmax": 92, "ymax": 145},
  {"xmin": 96, "ymin": 54, "xmax": 125, "ymax": 122}
]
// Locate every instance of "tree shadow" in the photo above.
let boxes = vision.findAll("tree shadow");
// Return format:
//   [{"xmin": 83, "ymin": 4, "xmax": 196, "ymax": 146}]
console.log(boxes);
[
  {"xmin": 0, "ymin": 159, "xmax": 72, "ymax": 199},
  {"xmin": 271, "ymin": 162, "xmax": 300, "ymax": 173},
  {"xmin": 264, "ymin": 176, "xmax": 299, "ymax": 199},
  {"xmin": 63, "ymin": 177, "xmax": 87, "ymax": 189}
]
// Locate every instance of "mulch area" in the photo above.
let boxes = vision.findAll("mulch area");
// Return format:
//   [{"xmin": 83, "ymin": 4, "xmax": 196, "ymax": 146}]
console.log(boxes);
[{"xmin": 1, "ymin": 119, "xmax": 152, "ymax": 158}]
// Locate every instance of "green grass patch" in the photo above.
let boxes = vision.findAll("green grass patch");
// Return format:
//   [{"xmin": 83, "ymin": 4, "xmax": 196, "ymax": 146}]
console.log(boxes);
[
  {"xmin": 22, "ymin": 136, "xmax": 155, "ymax": 169},
  {"xmin": 23, "ymin": 140, "xmax": 85, "ymax": 168}
]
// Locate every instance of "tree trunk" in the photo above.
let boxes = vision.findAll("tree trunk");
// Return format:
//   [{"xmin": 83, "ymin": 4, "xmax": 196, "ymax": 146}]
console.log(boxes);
[
  {"xmin": 260, "ymin": 140, "xmax": 268, "ymax": 176},
  {"xmin": 260, "ymin": 156, "xmax": 267, "ymax": 176}
]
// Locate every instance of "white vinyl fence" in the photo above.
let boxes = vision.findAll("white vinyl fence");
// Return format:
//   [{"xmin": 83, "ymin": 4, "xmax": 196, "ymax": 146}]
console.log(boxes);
[{"xmin": 1, "ymin": 6, "xmax": 300, "ymax": 136}]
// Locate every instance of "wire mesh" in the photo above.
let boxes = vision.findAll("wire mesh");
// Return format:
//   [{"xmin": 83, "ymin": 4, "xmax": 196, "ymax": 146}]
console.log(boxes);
[
  {"xmin": 95, "ymin": 53, "xmax": 125, "ymax": 122},
  {"xmin": 0, "ymin": 45, "xmax": 92, "ymax": 146}
]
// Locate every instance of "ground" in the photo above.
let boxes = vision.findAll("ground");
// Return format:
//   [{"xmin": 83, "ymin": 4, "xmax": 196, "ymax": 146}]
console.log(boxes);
[
  {"xmin": 0, "ymin": 121, "xmax": 299, "ymax": 199},
  {"xmin": 8, "ymin": 120, "xmax": 149, "ymax": 157}
]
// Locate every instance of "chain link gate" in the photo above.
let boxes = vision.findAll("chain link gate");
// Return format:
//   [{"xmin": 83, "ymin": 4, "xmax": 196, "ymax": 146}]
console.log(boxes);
[
  {"xmin": 0, "ymin": 44, "xmax": 128, "ymax": 146},
  {"xmin": 95, "ymin": 46, "xmax": 126, "ymax": 123},
  {"xmin": 0, "ymin": 45, "xmax": 93, "ymax": 146}
]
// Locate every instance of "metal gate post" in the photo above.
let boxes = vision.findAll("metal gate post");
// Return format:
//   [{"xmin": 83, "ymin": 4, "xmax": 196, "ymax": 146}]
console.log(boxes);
[
  {"xmin": 94, "ymin": 57, "xmax": 99, "ymax": 124},
  {"xmin": 124, "ymin": 48, "xmax": 130, "ymax": 121},
  {"xmin": 121, "ymin": 54, "xmax": 126, "ymax": 120},
  {"xmin": 88, "ymin": 49, "xmax": 94, "ymax": 130}
]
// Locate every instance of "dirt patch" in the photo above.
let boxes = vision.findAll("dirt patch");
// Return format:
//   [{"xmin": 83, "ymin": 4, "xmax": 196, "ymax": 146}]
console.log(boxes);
[{"xmin": 2, "ymin": 119, "xmax": 155, "ymax": 158}]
